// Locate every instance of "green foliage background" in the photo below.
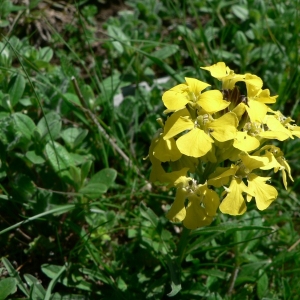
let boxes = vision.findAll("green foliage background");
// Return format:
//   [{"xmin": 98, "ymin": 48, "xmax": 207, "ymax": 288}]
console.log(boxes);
[{"xmin": 0, "ymin": 0, "xmax": 300, "ymax": 299}]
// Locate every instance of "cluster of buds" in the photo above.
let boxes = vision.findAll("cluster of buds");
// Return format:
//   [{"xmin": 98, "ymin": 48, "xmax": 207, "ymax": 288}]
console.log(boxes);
[{"xmin": 148, "ymin": 62, "xmax": 300, "ymax": 229}]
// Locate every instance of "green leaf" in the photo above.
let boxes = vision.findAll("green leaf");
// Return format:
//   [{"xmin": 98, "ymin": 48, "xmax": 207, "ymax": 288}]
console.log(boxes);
[
  {"xmin": 88, "ymin": 168, "xmax": 117, "ymax": 187},
  {"xmin": 61, "ymin": 127, "xmax": 88, "ymax": 149},
  {"xmin": 73, "ymin": 129, "xmax": 88, "ymax": 148},
  {"xmin": 45, "ymin": 141, "xmax": 74, "ymax": 181},
  {"xmin": 107, "ymin": 25, "xmax": 130, "ymax": 54},
  {"xmin": 8, "ymin": 73, "xmax": 25, "ymax": 107},
  {"xmin": 29, "ymin": 0, "xmax": 43, "ymax": 9},
  {"xmin": 24, "ymin": 274, "xmax": 46, "ymax": 300},
  {"xmin": 36, "ymin": 111, "xmax": 61, "ymax": 143},
  {"xmin": 43, "ymin": 264, "xmax": 66, "ymax": 300},
  {"xmin": 257, "ymin": 270, "xmax": 269, "ymax": 299},
  {"xmin": 0, "ymin": 278, "xmax": 17, "ymax": 300},
  {"xmin": 1, "ymin": 258, "xmax": 29, "ymax": 297},
  {"xmin": 116, "ymin": 277, "xmax": 127, "ymax": 291},
  {"xmin": 79, "ymin": 183, "xmax": 108, "ymax": 199},
  {"xmin": 140, "ymin": 202, "xmax": 159, "ymax": 227},
  {"xmin": 80, "ymin": 160, "xmax": 92, "ymax": 184},
  {"xmin": 0, "ymin": 204, "xmax": 75, "ymax": 235},
  {"xmin": 231, "ymin": 5, "xmax": 249, "ymax": 21},
  {"xmin": 25, "ymin": 150, "xmax": 46, "ymax": 164},
  {"xmin": 39, "ymin": 47, "xmax": 53, "ymax": 62},
  {"xmin": 167, "ymin": 279, "xmax": 181, "ymax": 297},
  {"xmin": 12, "ymin": 112, "xmax": 36, "ymax": 141},
  {"xmin": 144, "ymin": 45, "xmax": 179, "ymax": 67},
  {"xmin": 41, "ymin": 264, "xmax": 64, "ymax": 280}
]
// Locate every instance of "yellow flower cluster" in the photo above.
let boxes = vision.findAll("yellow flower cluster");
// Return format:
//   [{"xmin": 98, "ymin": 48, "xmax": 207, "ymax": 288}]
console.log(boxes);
[{"xmin": 149, "ymin": 62, "xmax": 300, "ymax": 229}]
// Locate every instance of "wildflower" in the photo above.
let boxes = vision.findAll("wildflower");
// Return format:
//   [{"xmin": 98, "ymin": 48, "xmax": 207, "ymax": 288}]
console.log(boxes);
[
  {"xmin": 163, "ymin": 108, "xmax": 238, "ymax": 158},
  {"xmin": 148, "ymin": 61, "xmax": 299, "ymax": 229},
  {"xmin": 162, "ymin": 77, "xmax": 229, "ymax": 113},
  {"xmin": 166, "ymin": 177, "xmax": 220, "ymax": 229}
]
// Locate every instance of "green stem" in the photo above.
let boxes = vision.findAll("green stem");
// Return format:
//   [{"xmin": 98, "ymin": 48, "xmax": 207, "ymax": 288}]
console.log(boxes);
[{"xmin": 177, "ymin": 227, "xmax": 191, "ymax": 263}]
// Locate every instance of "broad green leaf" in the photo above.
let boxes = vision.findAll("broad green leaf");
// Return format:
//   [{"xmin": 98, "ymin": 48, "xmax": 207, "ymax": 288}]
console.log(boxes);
[
  {"xmin": 116, "ymin": 277, "xmax": 127, "ymax": 291},
  {"xmin": 39, "ymin": 47, "xmax": 53, "ymax": 62},
  {"xmin": 88, "ymin": 168, "xmax": 117, "ymax": 187},
  {"xmin": 69, "ymin": 165, "xmax": 81, "ymax": 187},
  {"xmin": 79, "ymin": 183, "xmax": 107, "ymax": 199},
  {"xmin": 29, "ymin": 0, "xmax": 43, "ymax": 9},
  {"xmin": 61, "ymin": 127, "xmax": 88, "ymax": 149},
  {"xmin": 45, "ymin": 141, "xmax": 74, "ymax": 181},
  {"xmin": 144, "ymin": 45, "xmax": 179, "ymax": 67},
  {"xmin": 25, "ymin": 150, "xmax": 46, "ymax": 164},
  {"xmin": 41, "ymin": 264, "xmax": 64, "ymax": 280},
  {"xmin": 10, "ymin": 174, "xmax": 35, "ymax": 199},
  {"xmin": 73, "ymin": 129, "xmax": 88, "ymax": 148},
  {"xmin": 231, "ymin": 5, "xmax": 249, "ymax": 21},
  {"xmin": 1, "ymin": 258, "xmax": 29, "ymax": 297},
  {"xmin": 24, "ymin": 274, "xmax": 46, "ymax": 300},
  {"xmin": 140, "ymin": 202, "xmax": 159, "ymax": 227},
  {"xmin": 107, "ymin": 25, "xmax": 130, "ymax": 54},
  {"xmin": 43, "ymin": 265, "xmax": 66, "ymax": 300},
  {"xmin": 8, "ymin": 73, "xmax": 25, "ymax": 107},
  {"xmin": 0, "ymin": 93, "xmax": 12, "ymax": 111},
  {"xmin": 0, "ymin": 278, "xmax": 17, "ymax": 300},
  {"xmin": 12, "ymin": 112, "xmax": 36, "ymax": 141},
  {"xmin": 80, "ymin": 160, "xmax": 92, "ymax": 184},
  {"xmin": 167, "ymin": 271, "xmax": 181, "ymax": 297},
  {"xmin": 37, "ymin": 111, "xmax": 61, "ymax": 143},
  {"xmin": 63, "ymin": 93, "xmax": 81, "ymax": 106},
  {"xmin": 257, "ymin": 270, "xmax": 269, "ymax": 299}
]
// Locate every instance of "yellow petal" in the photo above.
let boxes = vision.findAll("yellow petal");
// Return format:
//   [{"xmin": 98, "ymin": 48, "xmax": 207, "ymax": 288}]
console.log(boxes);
[
  {"xmin": 247, "ymin": 174, "xmax": 278, "ymax": 210},
  {"xmin": 200, "ymin": 62, "xmax": 230, "ymax": 79},
  {"xmin": 245, "ymin": 74, "xmax": 263, "ymax": 97},
  {"xmin": 262, "ymin": 116, "xmax": 293, "ymax": 140},
  {"xmin": 259, "ymin": 152, "xmax": 281, "ymax": 170},
  {"xmin": 276, "ymin": 156, "xmax": 294, "ymax": 190},
  {"xmin": 201, "ymin": 188, "xmax": 220, "ymax": 216},
  {"xmin": 232, "ymin": 103, "xmax": 246, "ymax": 121},
  {"xmin": 246, "ymin": 100, "xmax": 268, "ymax": 122},
  {"xmin": 183, "ymin": 194, "xmax": 214, "ymax": 229},
  {"xmin": 197, "ymin": 90, "xmax": 229, "ymax": 113},
  {"xmin": 208, "ymin": 165, "xmax": 239, "ymax": 187},
  {"xmin": 219, "ymin": 178, "xmax": 248, "ymax": 215},
  {"xmin": 219, "ymin": 178, "xmax": 247, "ymax": 216},
  {"xmin": 170, "ymin": 155, "xmax": 198, "ymax": 173},
  {"xmin": 289, "ymin": 125, "xmax": 300, "ymax": 138},
  {"xmin": 185, "ymin": 77, "xmax": 210, "ymax": 95},
  {"xmin": 166, "ymin": 188, "xmax": 187, "ymax": 222},
  {"xmin": 209, "ymin": 112, "xmax": 238, "ymax": 142},
  {"xmin": 163, "ymin": 108, "xmax": 193, "ymax": 140},
  {"xmin": 153, "ymin": 134, "xmax": 182, "ymax": 162},
  {"xmin": 257, "ymin": 89, "xmax": 277, "ymax": 104},
  {"xmin": 162, "ymin": 84, "xmax": 189, "ymax": 111},
  {"xmin": 239, "ymin": 152, "xmax": 270, "ymax": 171},
  {"xmin": 233, "ymin": 131, "xmax": 260, "ymax": 151},
  {"xmin": 176, "ymin": 128, "xmax": 213, "ymax": 157}
]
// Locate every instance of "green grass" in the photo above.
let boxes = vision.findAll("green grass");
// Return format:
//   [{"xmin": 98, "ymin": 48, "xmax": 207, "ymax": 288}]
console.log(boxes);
[{"xmin": 0, "ymin": 0, "xmax": 300, "ymax": 299}]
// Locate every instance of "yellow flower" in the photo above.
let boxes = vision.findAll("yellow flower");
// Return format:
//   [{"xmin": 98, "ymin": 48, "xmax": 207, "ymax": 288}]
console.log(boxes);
[
  {"xmin": 162, "ymin": 77, "xmax": 229, "ymax": 113},
  {"xmin": 166, "ymin": 179, "xmax": 220, "ymax": 229},
  {"xmin": 163, "ymin": 109, "xmax": 238, "ymax": 158},
  {"xmin": 254, "ymin": 145, "xmax": 294, "ymax": 189},
  {"xmin": 201, "ymin": 62, "xmax": 245, "ymax": 89},
  {"xmin": 247, "ymin": 174, "xmax": 278, "ymax": 210},
  {"xmin": 148, "ymin": 134, "xmax": 188, "ymax": 187},
  {"xmin": 219, "ymin": 178, "xmax": 252, "ymax": 215},
  {"xmin": 152, "ymin": 130, "xmax": 182, "ymax": 162}
]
